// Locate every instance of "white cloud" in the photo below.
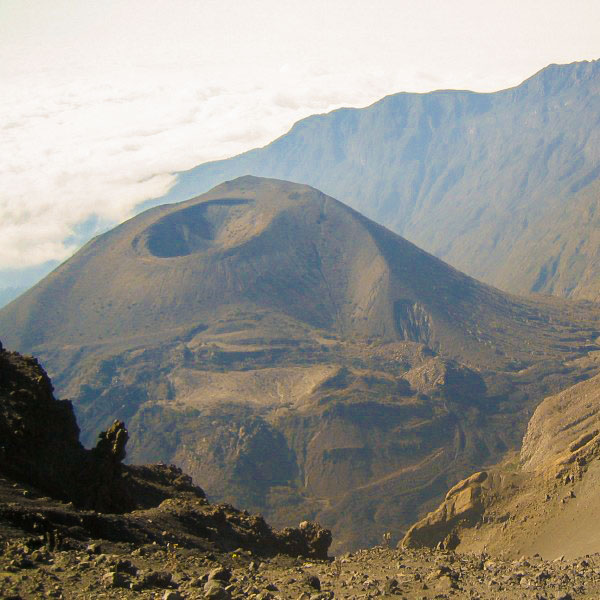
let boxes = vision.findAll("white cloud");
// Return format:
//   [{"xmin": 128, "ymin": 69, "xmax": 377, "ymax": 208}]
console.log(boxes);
[{"xmin": 0, "ymin": 64, "xmax": 442, "ymax": 271}]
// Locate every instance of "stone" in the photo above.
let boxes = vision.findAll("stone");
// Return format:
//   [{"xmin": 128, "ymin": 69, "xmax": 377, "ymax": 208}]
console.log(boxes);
[
  {"xmin": 428, "ymin": 565, "xmax": 452, "ymax": 579},
  {"xmin": 304, "ymin": 574, "xmax": 321, "ymax": 590},
  {"xmin": 436, "ymin": 574, "xmax": 458, "ymax": 590},
  {"xmin": 139, "ymin": 570, "xmax": 173, "ymax": 589},
  {"xmin": 86, "ymin": 543, "xmax": 102, "ymax": 555},
  {"xmin": 115, "ymin": 558, "xmax": 137, "ymax": 575},
  {"xmin": 101, "ymin": 571, "xmax": 128, "ymax": 588},
  {"xmin": 208, "ymin": 566, "xmax": 231, "ymax": 582},
  {"xmin": 204, "ymin": 579, "xmax": 231, "ymax": 599},
  {"xmin": 383, "ymin": 578, "xmax": 399, "ymax": 594}
]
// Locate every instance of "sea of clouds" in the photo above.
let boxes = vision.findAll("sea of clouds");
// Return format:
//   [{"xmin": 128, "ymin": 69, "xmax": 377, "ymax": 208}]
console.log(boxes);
[{"xmin": 0, "ymin": 63, "xmax": 460, "ymax": 283}]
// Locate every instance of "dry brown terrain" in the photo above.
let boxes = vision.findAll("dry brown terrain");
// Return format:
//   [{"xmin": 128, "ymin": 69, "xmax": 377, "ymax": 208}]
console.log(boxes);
[
  {"xmin": 5, "ymin": 534, "xmax": 600, "ymax": 599},
  {"xmin": 2, "ymin": 177, "xmax": 600, "ymax": 552},
  {"xmin": 3, "ymin": 289, "xmax": 600, "ymax": 599}
]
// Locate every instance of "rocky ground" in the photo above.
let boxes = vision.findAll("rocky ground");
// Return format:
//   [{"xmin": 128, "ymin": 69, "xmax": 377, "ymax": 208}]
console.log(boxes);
[{"xmin": 2, "ymin": 537, "xmax": 599, "ymax": 599}]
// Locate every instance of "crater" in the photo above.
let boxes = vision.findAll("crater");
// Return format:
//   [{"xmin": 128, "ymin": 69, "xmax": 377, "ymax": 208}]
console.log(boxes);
[{"xmin": 134, "ymin": 198, "xmax": 260, "ymax": 258}]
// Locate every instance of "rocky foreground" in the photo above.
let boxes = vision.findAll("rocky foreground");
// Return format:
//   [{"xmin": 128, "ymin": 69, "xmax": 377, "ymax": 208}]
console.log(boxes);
[
  {"xmin": 3, "ymin": 342, "xmax": 600, "ymax": 599},
  {"xmin": 2, "ymin": 535, "xmax": 598, "ymax": 599}
]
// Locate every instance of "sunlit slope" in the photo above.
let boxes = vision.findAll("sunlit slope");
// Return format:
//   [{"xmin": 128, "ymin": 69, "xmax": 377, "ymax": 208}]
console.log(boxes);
[
  {"xmin": 2, "ymin": 176, "xmax": 595, "ymax": 367},
  {"xmin": 403, "ymin": 366, "xmax": 600, "ymax": 559}
]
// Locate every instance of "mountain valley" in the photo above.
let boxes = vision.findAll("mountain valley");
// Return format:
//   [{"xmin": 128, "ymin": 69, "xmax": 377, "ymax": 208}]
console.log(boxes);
[
  {"xmin": 2, "ymin": 328, "xmax": 600, "ymax": 598},
  {"xmin": 2, "ymin": 176, "xmax": 600, "ymax": 553}
]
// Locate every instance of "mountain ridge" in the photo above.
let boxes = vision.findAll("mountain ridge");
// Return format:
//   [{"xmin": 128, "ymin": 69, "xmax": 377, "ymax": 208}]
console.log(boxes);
[{"xmin": 153, "ymin": 59, "xmax": 600, "ymax": 300}]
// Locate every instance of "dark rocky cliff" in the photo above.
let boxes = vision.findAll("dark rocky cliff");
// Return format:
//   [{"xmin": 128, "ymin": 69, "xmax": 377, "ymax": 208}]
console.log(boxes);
[{"xmin": 0, "ymin": 340, "xmax": 331, "ymax": 560}]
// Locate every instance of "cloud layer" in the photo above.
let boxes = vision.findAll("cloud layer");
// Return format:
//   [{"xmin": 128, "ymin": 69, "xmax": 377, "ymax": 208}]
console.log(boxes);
[{"xmin": 0, "ymin": 65, "xmax": 460, "ymax": 273}]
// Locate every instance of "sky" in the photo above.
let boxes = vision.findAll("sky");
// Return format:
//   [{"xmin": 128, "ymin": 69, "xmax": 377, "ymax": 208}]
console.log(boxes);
[{"xmin": 0, "ymin": 0, "xmax": 599, "ymax": 294}]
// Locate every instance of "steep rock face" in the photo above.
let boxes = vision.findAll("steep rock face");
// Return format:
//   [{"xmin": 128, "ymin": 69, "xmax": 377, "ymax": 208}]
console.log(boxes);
[
  {"xmin": 0, "ymin": 347, "xmax": 84, "ymax": 500},
  {"xmin": 157, "ymin": 60, "xmax": 600, "ymax": 300},
  {"xmin": 520, "ymin": 374, "xmax": 600, "ymax": 471},
  {"xmin": 402, "ymin": 471, "xmax": 492, "ymax": 550},
  {"xmin": 402, "ymin": 370, "xmax": 600, "ymax": 559},
  {"xmin": 0, "ymin": 342, "xmax": 195, "ymax": 513},
  {"xmin": 2, "ymin": 177, "xmax": 600, "ymax": 551}
]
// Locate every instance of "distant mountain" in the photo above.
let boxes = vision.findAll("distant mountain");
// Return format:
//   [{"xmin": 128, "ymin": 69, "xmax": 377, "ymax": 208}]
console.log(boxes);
[
  {"xmin": 2, "ymin": 177, "xmax": 600, "ymax": 551},
  {"xmin": 157, "ymin": 60, "xmax": 600, "ymax": 300}
]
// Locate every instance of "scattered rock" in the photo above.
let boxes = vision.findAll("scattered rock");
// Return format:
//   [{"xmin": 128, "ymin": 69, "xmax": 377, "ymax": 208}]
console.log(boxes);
[
  {"xmin": 204, "ymin": 578, "xmax": 231, "ymax": 599},
  {"xmin": 208, "ymin": 565, "xmax": 231, "ymax": 582},
  {"xmin": 115, "ymin": 558, "xmax": 137, "ymax": 575},
  {"xmin": 383, "ymin": 577, "xmax": 399, "ymax": 594},
  {"xmin": 304, "ymin": 574, "xmax": 321, "ymax": 590},
  {"xmin": 101, "ymin": 571, "xmax": 128, "ymax": 588},
  {"xmin": 86, "ymin": 543, "xmax": 101, "ymax": 555},
  {"xmin": 139, "ymin": 570, "xmax": 174, "ymax": 589}
]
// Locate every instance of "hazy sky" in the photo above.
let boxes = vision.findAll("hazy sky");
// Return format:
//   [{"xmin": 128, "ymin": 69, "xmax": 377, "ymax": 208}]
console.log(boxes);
[{"xmin": 1, "ymin": 0, "xmax": 599, "ymax": 286}]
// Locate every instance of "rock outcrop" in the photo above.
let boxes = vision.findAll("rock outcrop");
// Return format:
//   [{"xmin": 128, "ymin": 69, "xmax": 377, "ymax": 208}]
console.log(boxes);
[
  {"xmin": 0, "ymin": 341, "xmax": 332, "ymax": 559},
  {"xmin": 0, "ymin": 346, "xmax": 85, "ymax": 501},
  {"xmin": 402, "ymin": 471, "xmax": 491, "ymax": 549}
]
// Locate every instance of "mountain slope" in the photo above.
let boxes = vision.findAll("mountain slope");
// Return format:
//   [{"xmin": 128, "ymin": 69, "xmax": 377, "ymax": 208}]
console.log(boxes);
[
  {"xmin": 403, "ymin": 362, "xmax": 600, "ymax": 559},
  {"xmin": 0, "ymin": 177, "xmax": 552, "ymax": 361},
  {"xmin": 157, "ymin": 60, "xmax": 600, "ymax": 300},
  {"xmin": 2, "ymin": 176, "xmax": 600, "ymax": 551}
]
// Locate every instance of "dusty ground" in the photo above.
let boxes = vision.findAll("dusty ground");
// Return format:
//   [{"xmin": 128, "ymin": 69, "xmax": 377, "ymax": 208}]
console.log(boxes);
[{"xmin": 2, "ymin": 537, "xmax": 599, "ymax": 599}]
